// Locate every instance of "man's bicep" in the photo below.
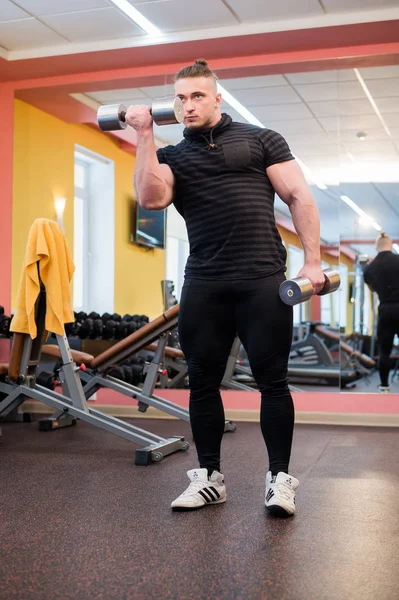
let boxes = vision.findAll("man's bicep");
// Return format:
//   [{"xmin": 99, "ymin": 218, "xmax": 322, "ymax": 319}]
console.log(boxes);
[
  {"xmin": 159, "ymin": 163, "xmax": 175, "ymax": 207},
  {"xmin": 266, "ymin": 159, "xmax": 308, "ymax": 205}
]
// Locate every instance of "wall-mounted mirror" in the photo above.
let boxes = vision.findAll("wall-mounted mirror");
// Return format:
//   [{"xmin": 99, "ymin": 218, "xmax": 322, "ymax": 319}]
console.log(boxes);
[{"xmin": 338, "ymin": 65, "xmax": 399, "ymax": 395}]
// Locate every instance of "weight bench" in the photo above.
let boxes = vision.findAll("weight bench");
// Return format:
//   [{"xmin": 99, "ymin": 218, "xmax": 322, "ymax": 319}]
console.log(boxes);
[
  {"xmin": 43, "ymin": 304, "xmax": 236, "ymax": 433},
  {"xmin": 0, "ymin": 281, "xmax": 189, "ymax": 465}
]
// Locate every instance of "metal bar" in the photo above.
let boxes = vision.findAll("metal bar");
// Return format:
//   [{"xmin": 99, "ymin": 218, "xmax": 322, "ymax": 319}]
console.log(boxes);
[{"xmin": 92, "ymin": 376, "xmax": 190, "ymax": 421}]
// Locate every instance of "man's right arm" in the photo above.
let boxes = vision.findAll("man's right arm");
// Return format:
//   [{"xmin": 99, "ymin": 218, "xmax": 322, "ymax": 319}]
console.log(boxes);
[{"xmin": 125, "ymin": 105, "xmax": 175, "ymax": 210}]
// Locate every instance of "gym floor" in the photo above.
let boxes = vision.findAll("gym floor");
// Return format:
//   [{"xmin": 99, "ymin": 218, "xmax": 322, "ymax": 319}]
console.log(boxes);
[
  {"xmin": 344, "ymin": 369, "xmax": 399, "ymax": 394},
  {"xmin": 1, "ymin": 417, "xmax": 398, "ymax": 600}
]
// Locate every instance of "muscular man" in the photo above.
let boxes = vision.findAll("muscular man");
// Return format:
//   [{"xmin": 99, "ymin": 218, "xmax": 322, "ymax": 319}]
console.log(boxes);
[
  {"xmin": 127, "ymin": 59, "xmax": 325, "ymax": 517},
  {"xmin": 363, "ymin": 233, "xmax": 399, "ymax": 393}
]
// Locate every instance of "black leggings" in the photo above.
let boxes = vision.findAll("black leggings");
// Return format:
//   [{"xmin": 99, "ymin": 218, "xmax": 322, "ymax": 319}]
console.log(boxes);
[
  {"xmin": 377, "ymin": 304, "xmax": 399, "ymax": 387},
  {"xmin": 178, "ymin": 272, "xmax": 294, "ymax": 476}
]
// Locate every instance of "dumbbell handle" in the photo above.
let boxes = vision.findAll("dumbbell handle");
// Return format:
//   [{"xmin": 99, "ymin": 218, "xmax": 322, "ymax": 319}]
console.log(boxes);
[
  {"xmin": 118, "ymin": 108, "xmax": 154, "ymax": 123},
  {"xmin": 279, "ymin": 268, "xmax": 341, "ymax": 306}
]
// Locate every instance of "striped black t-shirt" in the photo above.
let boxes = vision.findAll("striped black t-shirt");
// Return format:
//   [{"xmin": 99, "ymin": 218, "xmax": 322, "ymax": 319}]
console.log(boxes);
[{"xmin": 157, "ymin": 113, "xmax": 295, "ymax": 280}]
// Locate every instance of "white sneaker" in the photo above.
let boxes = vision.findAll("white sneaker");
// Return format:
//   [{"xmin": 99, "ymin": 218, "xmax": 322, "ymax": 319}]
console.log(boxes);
[
  {"xmin": 265, "ymin": 471, "xmax": 299, "ymax": 517},
  {"xmin": 171, "ymin": 468, "xmax": 226, "ymax": 511},
  {"xmin": 379, "ymin": 385, "xmax": 391, "ymax": 394}
]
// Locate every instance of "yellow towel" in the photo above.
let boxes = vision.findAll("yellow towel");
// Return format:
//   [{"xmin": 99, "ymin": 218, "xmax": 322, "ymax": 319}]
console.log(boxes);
[{"xmin": 10, "ymin": 218, "xmax": 75, "ymax": 338}]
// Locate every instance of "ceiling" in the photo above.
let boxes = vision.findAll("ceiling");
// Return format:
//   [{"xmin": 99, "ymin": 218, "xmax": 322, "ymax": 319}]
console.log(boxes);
[
  {"xmin": 86, "ymin": 63, "xmax": 399, "ymax": 251},
  {"xmin": 1, "ymin": 0, "xmax": 399, "ymax": 56},
  {"xmin": 1, "ymin": 0, "xmax": 399, "ymax": 256}
]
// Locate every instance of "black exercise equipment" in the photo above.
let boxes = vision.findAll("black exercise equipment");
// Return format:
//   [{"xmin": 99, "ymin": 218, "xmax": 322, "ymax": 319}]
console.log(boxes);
[
  {"xmin": 79, "ymin": 318, "xmax": 94, "ymax": 339},
  {"xmin": 97, "ymin": 97, "xmax": 184, "ymax": 131},
  {"xmin": 0, "ymin": 276, "xmax": 188, "ymax": 466},
  {"xmin": 280, "ymin": 268, "xmax": 341, "ymax": 306},
  {"xmin": 0, "ymin": 313, "xmax": 11, "ymax": 338},
  {"xmin": 88, "ymin": 311, "xmax": 101, "ymax": 320},
  {"xmin": 92, "ymin": 319, "xmax": 103, "ymax": 338},
  {"xmin": 102, "ymin": 319, "xmax": 117, "ymax": 340},
  {"xmin": 36, "ymin": 371, "xmax": 57, "ymax": 391},
  {"xmin": 115, "ymin": 321, "xmax": 129, "ymax": 339}
]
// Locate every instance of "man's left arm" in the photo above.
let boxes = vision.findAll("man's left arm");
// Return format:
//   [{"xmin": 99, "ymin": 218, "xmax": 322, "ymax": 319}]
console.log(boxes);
[{"xmin": 267, "ymin": 159, "xmax": 325, "ymax": 293}]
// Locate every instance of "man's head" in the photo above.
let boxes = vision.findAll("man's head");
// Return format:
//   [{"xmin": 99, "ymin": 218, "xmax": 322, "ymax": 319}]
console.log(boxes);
[
  {"xmin": 174, "ymin": 59, "xmax": 222, "ymax": 129},
  {"xmin": 376, "ymin": 232, "xmax": 393, "ymax": 252}
]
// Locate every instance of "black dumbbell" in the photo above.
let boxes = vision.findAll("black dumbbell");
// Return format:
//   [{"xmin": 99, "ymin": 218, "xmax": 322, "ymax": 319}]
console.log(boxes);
[
  {"xmin": 36, "ymin": 371, "xmax": 56, "ymax": 390},
  {"xmin": 121, "ymin": 365, "xmax": 134, "ymax": 384},
  {"xmin": 103, "ymin": 319, "xmax": 117, "ymax": 340},
  {"xmin": 107, "ymin": 366, "xmax": 126, "ymax": 382},
  {"xmin": 112, "ymin": 313, "xmax": 122, "ymax": 323},
  {"xmin": 79, "ymin": 318, "xmax": 94, "ymax": 339},
  {"xmin": 97, "ymin": 97, "xmax": 184, "ymax": 131},
  {"xmin": 101, "ymin": 312, "xmax": 112, "ymax": 324},
  {"xmin": 279, "ymin": 268, "xmax": 341, "ymax": 306},
  {"xmin": 121, "ymin": 314, "xmax": 133, "ymax": 322},
  {"xmin": 0, "ymin": 314, "xmax": 11, "ymax": 338},
  {"xmin": 88, "ymin": 311, "xmax": 101, "ymax": 320},
  {"xmin": 75, "ymin": 311, "xmax": 87, "ymax": 322},
  {"xmin": 115, "ymin": 321, "xmax": 129, "ymax": 340},
  {"xmin": 127, "ymin": 321, "xmax": 138, "ymax": 335},
  {"xmin": 91, "ymin": 319, "xmax": 104, "ymax": 339}
]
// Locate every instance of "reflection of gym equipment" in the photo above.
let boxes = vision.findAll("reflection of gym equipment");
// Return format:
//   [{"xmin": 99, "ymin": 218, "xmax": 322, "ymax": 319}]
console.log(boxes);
[
  {"xmin": 221, "ymin": 337, "xmax": 303, "ymax": 392},
  {"xmin": 0, "ymin": 278, "xmax": 189, "ymax": 465},
  {"xmin": 222, "ymin": 322, "xmax": 376, "ymax": 388},
  {"xmin": 226, "ymin": 323, "xmax": 341, "ymax": 386}
]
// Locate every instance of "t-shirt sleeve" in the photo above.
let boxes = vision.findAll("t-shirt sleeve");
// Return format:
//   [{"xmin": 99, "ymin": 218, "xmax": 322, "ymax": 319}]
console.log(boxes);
[
  {"xmin": 363, "ymin": 265, "xmax": 372, "ymax": 285},
  {"xmin": 259, "ymin": 129, "xmax": 295, "ymax": 169},
  {"xmin": 156, "ymin": 147, "xmax": 168, "ymax": 165}
]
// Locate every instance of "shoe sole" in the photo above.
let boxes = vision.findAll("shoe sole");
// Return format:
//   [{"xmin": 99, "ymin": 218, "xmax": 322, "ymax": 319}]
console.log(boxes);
[
  {"xmin": 266, "ymin": 504, "xmax": 294, "ymax": 518},
  {"xmin": 171, "ymin": 497, "xmax": 226, "ymax": 511}
]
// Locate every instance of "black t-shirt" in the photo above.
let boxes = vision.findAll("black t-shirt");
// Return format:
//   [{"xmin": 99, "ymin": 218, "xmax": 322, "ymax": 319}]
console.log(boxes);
[
  {"xmin": 156, "ymin": 113, "xmax": 295, "ymax": 280},
  {"xmin": 363, "ymin": 251, "xmax": 399, "ymax": 304}
]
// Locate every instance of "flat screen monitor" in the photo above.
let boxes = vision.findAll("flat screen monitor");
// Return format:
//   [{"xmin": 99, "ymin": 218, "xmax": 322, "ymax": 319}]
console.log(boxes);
[{"xmin": 135, "ymin": 203, "xmax": 166, "ymax": 250}]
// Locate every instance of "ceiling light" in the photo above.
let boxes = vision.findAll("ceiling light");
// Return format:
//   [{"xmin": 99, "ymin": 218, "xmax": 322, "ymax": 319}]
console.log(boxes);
[
  {"xmin": 358, "ymin": 217, "xmax": 382, "ymax": 231},
  {"xmin": 109, "ymin": 0, "xmax": 161, "ymax": 35},
  {"xmin": 354, "ymin": 69, "xmax": 392, "ymax": 138},
  {"xmin": 359, "ymin": 216, "xmax": 373, "ymax": 226},
  {"xmin": 340, "ymin": 195, "xmax": 367, "ymax": 218},
  {"xmin": 217, "ymin": 83, "xmax": 327, "ymax": 191},
  {"xmin": 341, "ymin": 195, "xmax": 382, "ymax": 231},
  {"xmin": 217, "ymin": 84, "xmax": 264, "ymax": 127},
  {"xmin": 356, "ymin": 131, "xmax": 367, "ymax": 141}
]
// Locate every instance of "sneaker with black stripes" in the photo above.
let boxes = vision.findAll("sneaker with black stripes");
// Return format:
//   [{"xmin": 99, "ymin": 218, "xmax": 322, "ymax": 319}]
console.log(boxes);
[
  {"xmin": 265, "ymin": 471, "xmax": 299, "ymax": 517},
  {"xmin": 171, "ymin": 468, "xmax": 226, "ymax": 511}
]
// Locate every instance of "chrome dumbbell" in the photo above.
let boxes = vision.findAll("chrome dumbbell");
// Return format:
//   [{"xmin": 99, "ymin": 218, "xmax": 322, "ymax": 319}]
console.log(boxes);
[
  {"xmin": 97, "ymin": 97, "xmax": 184, "ymax": 131},
  {"xmin": 279, "ymin": 268, "xmax": 341, "ymax": 306}
]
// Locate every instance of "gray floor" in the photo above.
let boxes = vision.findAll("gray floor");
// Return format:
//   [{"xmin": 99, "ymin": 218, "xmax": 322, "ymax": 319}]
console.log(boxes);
[
  {"xmin": 344, "ymin": 369, "xmax": 399, "ymax": 393},
  {"xmin": 1, "ymin": 418, "xmax": 398, "ymax": 599}
]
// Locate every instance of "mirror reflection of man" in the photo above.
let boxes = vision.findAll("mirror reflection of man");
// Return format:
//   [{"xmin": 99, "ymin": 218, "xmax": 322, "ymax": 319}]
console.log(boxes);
[{"xmin": 363, "ymin": 233, "xmax": 399, "ymax": 392}]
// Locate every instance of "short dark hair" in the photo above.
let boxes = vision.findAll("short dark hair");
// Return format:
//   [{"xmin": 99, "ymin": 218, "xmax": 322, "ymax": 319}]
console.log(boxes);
[{"xmin": 174, "ymin": 59, "xmax": 219, "ymax": 85}]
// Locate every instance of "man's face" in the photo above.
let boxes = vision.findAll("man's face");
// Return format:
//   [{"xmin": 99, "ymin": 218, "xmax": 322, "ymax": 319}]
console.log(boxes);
[{"xmin": 174, "ymin": 76, "xmax": 222, "ymax": 129}]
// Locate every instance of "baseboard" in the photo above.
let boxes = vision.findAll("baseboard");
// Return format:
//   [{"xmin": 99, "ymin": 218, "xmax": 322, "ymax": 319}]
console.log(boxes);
[{"xmin": 20, "ymin": 401, "xmax": 399, "ymax": 427}]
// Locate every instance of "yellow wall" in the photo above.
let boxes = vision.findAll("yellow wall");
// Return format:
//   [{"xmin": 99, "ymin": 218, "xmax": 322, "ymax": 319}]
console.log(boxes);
[{"xmin": 12, "ymin": 100, "xmax": 165, "ymax": 318}]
